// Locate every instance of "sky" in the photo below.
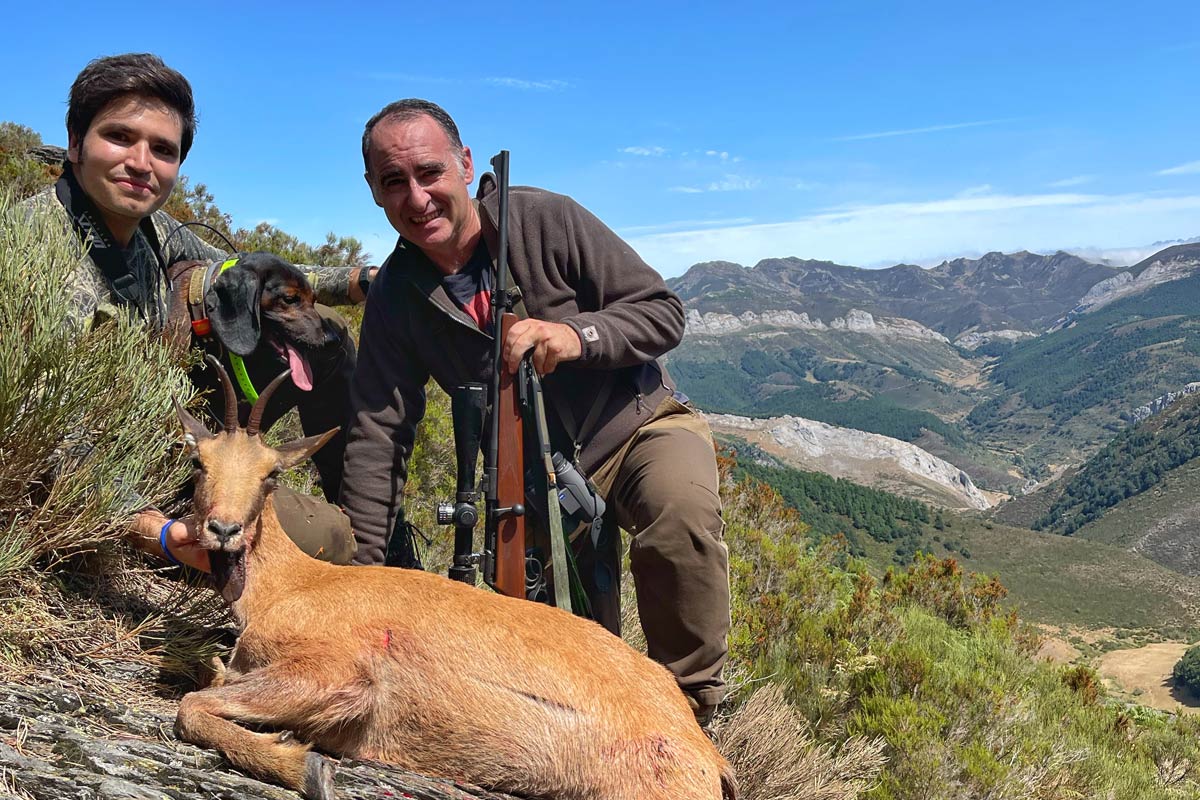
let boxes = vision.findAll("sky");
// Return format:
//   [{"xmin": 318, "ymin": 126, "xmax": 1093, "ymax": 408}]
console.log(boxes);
[{"xmin": 4, "ymin": 1, "xmax": 1200, "ymax": 277}]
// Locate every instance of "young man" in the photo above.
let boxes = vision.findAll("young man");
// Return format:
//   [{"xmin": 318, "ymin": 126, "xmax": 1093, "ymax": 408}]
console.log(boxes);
[
  {"xmin": 23, "ymin": 53, "xmax": 370, "ymax": 569},
  {"xmin": 342, "ymin": 99, "xmax": 731, "ymax": 722}
]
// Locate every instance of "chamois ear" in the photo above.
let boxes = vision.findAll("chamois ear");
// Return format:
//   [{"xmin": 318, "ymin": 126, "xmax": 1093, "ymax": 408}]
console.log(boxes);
[
  {"xmin": 274, "ymin": 428, "xmax": 340, "ymax": 471},
  {"xmin": 206, "ymin": 265, "xmax": 261, "ymax": 356},
  {"xmin": 173, "ymin": 397, "xmax": 215, "ymax": 450}
]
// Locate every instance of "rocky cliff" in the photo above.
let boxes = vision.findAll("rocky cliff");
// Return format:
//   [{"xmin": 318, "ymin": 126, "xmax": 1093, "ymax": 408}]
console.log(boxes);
[
  {"xmin": 706, "ymin": 412, "xmax": 992, "ymax": 510},
  {"xmin": 684, "ymin": 307, "xmax": 949, "ymax": 342},
  {"xmin": 1072, "ymin": 243, "xmax": 1200, "ymax": 316}
]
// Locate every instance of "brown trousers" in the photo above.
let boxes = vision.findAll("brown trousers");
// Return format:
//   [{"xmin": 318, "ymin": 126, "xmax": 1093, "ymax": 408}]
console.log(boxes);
[
  {"xmin": 582, "ymin": 396, "xmax": 731, "ymax": 708},
  {"xmin": 274, "ymin": 487, "xmax": 357, "ymax": 564}
]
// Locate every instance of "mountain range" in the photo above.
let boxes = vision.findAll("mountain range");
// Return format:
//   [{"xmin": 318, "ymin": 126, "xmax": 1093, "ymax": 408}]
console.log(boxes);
[
  {"xmin": 665, "ymin": 241, "xmax": 1200, "ymax": 497},
  {"xmin": 670, "ymin": 243, "xmax": 1200, "ymax": 344}
]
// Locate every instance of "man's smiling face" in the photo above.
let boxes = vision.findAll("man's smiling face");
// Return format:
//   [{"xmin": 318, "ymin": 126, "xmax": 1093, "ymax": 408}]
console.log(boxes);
[
  {"xmin": 67, "ymin": 94, "xmax": 183, "ymax": 244},
  {"xmin": 366, "ymin": 114, "xmax": 479, "ymax": 273}
]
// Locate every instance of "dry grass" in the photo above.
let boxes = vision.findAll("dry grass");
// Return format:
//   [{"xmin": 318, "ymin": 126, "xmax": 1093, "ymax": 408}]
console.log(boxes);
[{"xmin": 714, "ymin": 683, "xmax": 886, "ymax": 800}]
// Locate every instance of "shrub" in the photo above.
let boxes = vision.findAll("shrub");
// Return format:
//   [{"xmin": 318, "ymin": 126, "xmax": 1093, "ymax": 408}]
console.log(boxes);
[
  {"xmin": 1172, "ymin": 644, "xmax": 1200, "ymax": 695},
  {"xmin": 0, "ymin": 186, "xmax": 192, "ymax": 582}
]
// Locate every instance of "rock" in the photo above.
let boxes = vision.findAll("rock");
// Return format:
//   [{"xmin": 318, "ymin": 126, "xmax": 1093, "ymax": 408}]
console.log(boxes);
[
  {"xmin": 707, "ymin": 412, "xmax": 991, "ymax": 510},
  {"xmin": 0, "ymin": 679, "xmax": 519, "ymax": 800},
  {"xmin": 1129, "ymin": 383, "xmax": 1200, "ymax": 423},
  {"xmin": 1075, "ymin": 254, "xmax": 1200, "ymax": 314},
  {"xmin": 953, "ymin": 329, "xmax": 1037, "ymax": 350},
  {"xmin": 684, "ymin": 307, "xmax": 947, "ymax": 343}
]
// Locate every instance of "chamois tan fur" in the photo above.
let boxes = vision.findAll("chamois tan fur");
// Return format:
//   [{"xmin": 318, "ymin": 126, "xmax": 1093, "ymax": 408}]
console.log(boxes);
[{"xmin": 171, "ymin": 366, "xmax": 737, "ymax": 800}]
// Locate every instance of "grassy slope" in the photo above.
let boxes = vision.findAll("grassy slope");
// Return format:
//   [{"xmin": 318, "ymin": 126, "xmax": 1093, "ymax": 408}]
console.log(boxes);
[
  {"xmin": 737, "ymin": 453, "xmax": 1200, "ymax": 635},
  {"xmin": 951, "ymin": 517, "xmax": 1200, "ymax": 635},
  {"xmin": 1075, "ymin": 457, "xmax": 1200, "ymax": 577}
]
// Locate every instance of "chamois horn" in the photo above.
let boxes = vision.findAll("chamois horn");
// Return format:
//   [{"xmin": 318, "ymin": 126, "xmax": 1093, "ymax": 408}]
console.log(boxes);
[
  {"xmin": 205, "ymin": 355, "xmax": 240, "ymax": 433},
  {"xmin": 246, "ymin": 369, "xmax": 292, "ymax": 437}
]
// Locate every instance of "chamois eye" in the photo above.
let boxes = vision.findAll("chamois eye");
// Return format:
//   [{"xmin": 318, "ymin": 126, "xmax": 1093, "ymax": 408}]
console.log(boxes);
[
  {"xmin": 265, "ymin": 468, "xmax": 282, "ymax": 486},
  {"xmin": 190, "ymin": 455, "xmax": 204, "ymax": 473}
]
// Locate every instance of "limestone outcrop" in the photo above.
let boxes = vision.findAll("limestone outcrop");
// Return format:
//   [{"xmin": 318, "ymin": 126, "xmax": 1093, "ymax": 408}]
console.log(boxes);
[
  {"xmin": 685, "ymin": 308, "xmax": 948, "ymax": 343},
  {"xmin": 707, "ymin": 412, "xmax": 991, "ymax": 510}
]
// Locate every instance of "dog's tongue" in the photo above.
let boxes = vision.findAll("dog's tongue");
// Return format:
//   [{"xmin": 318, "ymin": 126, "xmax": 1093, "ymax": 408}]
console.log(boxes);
[{"xmin": 283, "ymin": 342, "xmax": 314, "ymax": 391}]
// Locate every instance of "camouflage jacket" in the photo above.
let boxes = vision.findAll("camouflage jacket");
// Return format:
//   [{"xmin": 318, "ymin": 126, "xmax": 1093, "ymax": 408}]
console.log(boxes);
[{"xmin": 23, "ymin": 184, "xmax": 365, "ymax": 335}]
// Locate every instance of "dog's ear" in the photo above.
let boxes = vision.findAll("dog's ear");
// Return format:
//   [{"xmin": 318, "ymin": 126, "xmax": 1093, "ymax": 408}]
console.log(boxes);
[{"xmin": 206, "ymin": 266, "xmax": 261, "ymax": 356}]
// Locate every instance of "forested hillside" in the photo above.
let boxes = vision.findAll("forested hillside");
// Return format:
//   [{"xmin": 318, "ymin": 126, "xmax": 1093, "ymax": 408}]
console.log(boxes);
[
  {"xmin": 731, "ymin": 454, "xmax": 945, "ymax": 562},
  {"xmin": 967, "ymin": 273, "xmax": 1200, "ymax": 470},
  {"xmin": 671, "ymin": 352, "xmax": 964, "ymax": 444},
  {"xmin": 1034, "ymin": 393, "xmax": 1200, "ymax": 534}
]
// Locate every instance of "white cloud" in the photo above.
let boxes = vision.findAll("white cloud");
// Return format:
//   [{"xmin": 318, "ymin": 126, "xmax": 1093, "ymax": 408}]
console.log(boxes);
[
  {"xmin": 669, "ymin": 175, "xmax": 761, "ymax": 193},
  {"xmin": 620, "ymin": 146, "xmax": 668, "ymax": 156},
  {"xmin": 707, "ymin": 176, "xmax": 760, "ymax": 192},
  {"xmin": 1157, "ymin": 160, "xmax": 1200, "ymax": 176},
  {"xmin": 956, "ymin": 184, "xmax": 993, "ymax": 198},
  {"xmin": 831, "ymin": 119, "xmax": 1009, "ymax": 142},
  {"xmin": 484, "ymin": 77, "xmax": 570, "ymax": 91},
  {"xmin": 618, "ymin": 217, "xmax": 755, "ymax": 235},
  {"xmin": 1048, "ymin": 175, "xmax": 1095, "ymax": 187},
  {"xmin": 628, "ymin": 190, "xmax": 1200, "ymax": 277}
]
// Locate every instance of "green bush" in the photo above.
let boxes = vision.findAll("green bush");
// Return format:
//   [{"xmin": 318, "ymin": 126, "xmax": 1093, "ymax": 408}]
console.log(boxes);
[
  {"xmin": 0, "ymin": 123, "xmax": 58, "ymax": 200},
  {"xmin": 0, "ymin": 186, "xmax": 192, "ymax": 582},
  {"xmin": 1172, "ymin": 644, "xmax": 1200, "ymax": 694}
]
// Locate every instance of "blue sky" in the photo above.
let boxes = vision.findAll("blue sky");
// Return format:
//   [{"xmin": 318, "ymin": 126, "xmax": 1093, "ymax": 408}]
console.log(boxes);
[{"xmin": 4, "ymin": 1, "xmax": 1200, "ymax": 276}]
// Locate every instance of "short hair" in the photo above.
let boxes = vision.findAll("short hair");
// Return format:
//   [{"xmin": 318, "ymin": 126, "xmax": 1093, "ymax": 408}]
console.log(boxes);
[
  {"xmin": 67, "ymin": 53, "xmax": 197, "ymax": 161},
  {"xmin": 362, "ymin": 98, "xmax": 462, "ymax": 174}
]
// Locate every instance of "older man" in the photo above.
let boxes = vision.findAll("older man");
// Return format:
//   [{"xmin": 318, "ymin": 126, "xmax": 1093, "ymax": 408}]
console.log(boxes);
[{"xmin": 342, "ymin": 98, "xmax": 731, "ymax": 722}]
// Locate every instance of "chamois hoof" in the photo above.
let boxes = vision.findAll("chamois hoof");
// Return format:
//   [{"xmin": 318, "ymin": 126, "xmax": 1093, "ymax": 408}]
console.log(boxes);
[{"xmin": 303, "ymin": 752, "xmax": 337, "ymax": 800}]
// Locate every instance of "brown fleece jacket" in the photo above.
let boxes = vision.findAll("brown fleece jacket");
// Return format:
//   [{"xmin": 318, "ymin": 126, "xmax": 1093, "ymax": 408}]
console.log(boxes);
[{"xmin": 341, "ymin": 178, "xmax": 685, "ymax": 565}]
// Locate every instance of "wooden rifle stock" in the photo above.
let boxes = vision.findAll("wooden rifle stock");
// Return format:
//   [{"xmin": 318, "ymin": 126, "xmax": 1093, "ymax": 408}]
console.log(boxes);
[
  {"xmin": 492, "ymin": 311, "xmax": 527, "ymax": 597},
  {"xmin": 484, "ymin": 148, "xmax": 527, "ymax": 599}
]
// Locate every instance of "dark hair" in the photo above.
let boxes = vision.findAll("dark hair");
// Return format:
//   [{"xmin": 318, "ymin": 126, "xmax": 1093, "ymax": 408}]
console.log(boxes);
[
  {"xmin": 67, "ymin": 53, "xmax": 197, "ymax": 161},
  {"xmin": 362, "ymin": 98, "xmax": 462, "ymax": 173}
]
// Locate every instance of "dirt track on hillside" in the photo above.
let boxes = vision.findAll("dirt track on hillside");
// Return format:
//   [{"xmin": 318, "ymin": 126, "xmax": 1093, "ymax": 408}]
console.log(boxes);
[{"xmin": 1098, "ymin": 642, "xmax": 1200, "ymax": 713}]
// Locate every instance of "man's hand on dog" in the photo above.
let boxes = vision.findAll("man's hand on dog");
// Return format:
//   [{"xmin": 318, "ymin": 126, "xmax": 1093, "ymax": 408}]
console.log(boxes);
[{"xmin": 503, "ymin": 319, "xmax": 582, "ymax": 376}]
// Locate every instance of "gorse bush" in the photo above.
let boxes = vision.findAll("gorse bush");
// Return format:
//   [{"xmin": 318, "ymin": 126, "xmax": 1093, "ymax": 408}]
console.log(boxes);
[{"xmin": 0, "ymin": 186, "xmax": 192, "ymax": 582}]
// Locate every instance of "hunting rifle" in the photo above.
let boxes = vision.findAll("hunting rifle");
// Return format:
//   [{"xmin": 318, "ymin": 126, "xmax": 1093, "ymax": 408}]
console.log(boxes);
[{"xmin": 438, "ymin": 151, "xmax": 577, "ymax": 613}]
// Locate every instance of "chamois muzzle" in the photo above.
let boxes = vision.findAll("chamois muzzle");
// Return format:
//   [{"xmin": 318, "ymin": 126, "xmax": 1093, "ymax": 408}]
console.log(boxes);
[{"xmin": 192, "ymin": 356, "xmax": 296, "ymax": 605}]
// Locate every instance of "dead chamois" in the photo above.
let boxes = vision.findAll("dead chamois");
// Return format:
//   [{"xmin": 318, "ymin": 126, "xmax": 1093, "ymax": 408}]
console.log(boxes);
[{"xmin": 171, "ymin": 358, "xmax": 737, "ymax": 800}]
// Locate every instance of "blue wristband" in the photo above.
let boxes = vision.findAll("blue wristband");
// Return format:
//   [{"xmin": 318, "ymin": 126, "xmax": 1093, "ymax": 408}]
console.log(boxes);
[{"xmin": 160, "ymin": 519, "xmax": 183, "ymax": 566}]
